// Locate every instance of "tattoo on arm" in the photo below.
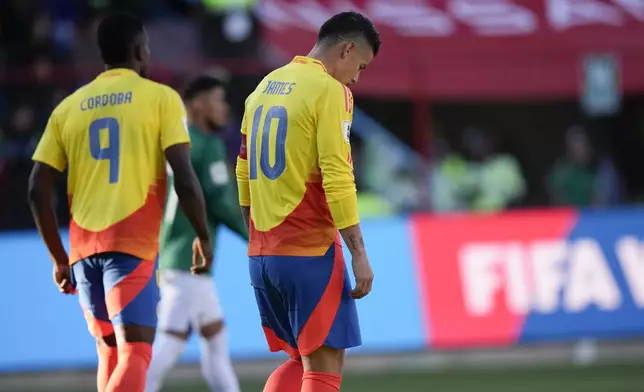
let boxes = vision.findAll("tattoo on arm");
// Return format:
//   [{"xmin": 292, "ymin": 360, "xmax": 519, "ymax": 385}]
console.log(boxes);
[{"xmin": 347, "ymin": 234, "xmax": 365, "ymax": 255}]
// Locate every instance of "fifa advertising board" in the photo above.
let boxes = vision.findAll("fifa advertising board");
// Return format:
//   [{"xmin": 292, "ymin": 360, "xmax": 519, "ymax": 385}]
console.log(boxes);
[{"xmin": 411, "ymin": 208, "xmax": 644, "ymax": 348}]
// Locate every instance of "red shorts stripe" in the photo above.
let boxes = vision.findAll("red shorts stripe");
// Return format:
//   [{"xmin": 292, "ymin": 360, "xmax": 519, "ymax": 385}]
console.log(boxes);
[
  {"xmin": 297, "ymin": 243, "xmax": 345, "ymax": 355},
  {"xmin": 263, "ymin": 325, "xmax": 300, "ymax": 358},
  {"xmin": 82, "ymin": 307, "xmax": 114, "ymax": 338},
  {"xmin": 105, "ymin": 260, "xmax": 155, "ymax": 319}
]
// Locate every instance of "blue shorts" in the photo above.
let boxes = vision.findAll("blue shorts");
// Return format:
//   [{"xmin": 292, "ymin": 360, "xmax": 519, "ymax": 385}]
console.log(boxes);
[
  {"xmin": 70, "ymin": 252, "xmax": 159, "ymax": 338},
  {"xmin": 249, "ymin": 243, "xmax": 362, "ymax": 356}
]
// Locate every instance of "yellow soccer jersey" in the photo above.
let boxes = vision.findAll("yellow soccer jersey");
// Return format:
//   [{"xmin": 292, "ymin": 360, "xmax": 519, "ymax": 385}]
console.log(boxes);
[
  {"xmin": 236, "ymin": 56, "xmax": 358, "ymax": 257},
  {"xmin": 32, "ymin": 68, "xmax": 190, "ymax": 263}
]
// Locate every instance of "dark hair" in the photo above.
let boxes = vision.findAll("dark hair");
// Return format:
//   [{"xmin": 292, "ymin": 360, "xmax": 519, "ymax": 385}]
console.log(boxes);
[
  {"xmin": 183, "ymin": 75, "xmax": 225, "ymax": 101},
  {"xmin": 317, "ymin": 11, "xmax": 381, "ymax": 56},
  {"xmin": 97, "ymin": 13, "xmax": 145, "ymax": 65}
]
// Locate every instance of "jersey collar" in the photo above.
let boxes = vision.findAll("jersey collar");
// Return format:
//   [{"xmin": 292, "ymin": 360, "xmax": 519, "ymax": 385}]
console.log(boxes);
[
  {"xmin": 97, "ymin": 68, "xmax": 139, "ymax": 78},
  {"xmin": 291, "ymin": 56, "xmax": 327, "ymax": 74}
]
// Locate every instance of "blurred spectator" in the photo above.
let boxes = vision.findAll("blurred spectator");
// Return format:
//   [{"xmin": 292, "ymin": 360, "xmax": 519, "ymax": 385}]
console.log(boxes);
[
  {"xmin": 387, "ymin": 168, "xmax": 422, "ymax": 213},
  {"xmin": 462, "ymin": 128, "xmax": 526, "ymax": 212},
  {"xmin": 547, "ymin": 126, "xmax": 621, "ymax": 207},
  {"xmin": 352, "ymin": 138, "xmax": 395, "ymax": 217},
  {"xmin": 595, "ymin": 155, "xmax": 622, "ymax": 205},
  {"xmin": 197, "ymin": 0, "xmax": 260, "ymax": 60},
  {"xmin": 2, "ymin": 106, "xmax": 39, "ymax": 157},
  {"xmin": 2, "ymin": 0, "xmax": 43, "ymax": 66},
  {"xmin": 73, "ymin": 13, "xmax": 102, "ymax": 69},
  {"xmin": 547, "ymin": 126, "xmax": 596, "ymax": 206},
  {"xmin": 429, "ymin": 137, "xmax": 470, "ymax": 212}
]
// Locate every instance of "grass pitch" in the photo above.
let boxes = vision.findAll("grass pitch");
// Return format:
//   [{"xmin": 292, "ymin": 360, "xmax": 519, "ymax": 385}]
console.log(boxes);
[
  {"xmin": 170, "ymin": 363, "xmax": 643, "ymax": 392},
  {"xmin": 6, "ymin": 362, "xmax": 643, "ymax": 391}
]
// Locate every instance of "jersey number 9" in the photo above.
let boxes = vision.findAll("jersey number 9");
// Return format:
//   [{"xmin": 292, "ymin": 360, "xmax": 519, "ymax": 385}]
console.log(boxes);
[
  {"xmin": 89, "ymin": 117, "xmax": 120, "ymax": 184},
  {"xmin": 249, "ymin": 105, "xmax": 288, "ymax": 180}
]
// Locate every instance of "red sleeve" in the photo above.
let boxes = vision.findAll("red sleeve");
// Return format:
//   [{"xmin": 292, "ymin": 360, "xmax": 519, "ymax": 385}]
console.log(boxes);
[{"xmin": 239, "ymin": 133, "xmax": 247, "ymax": 160}]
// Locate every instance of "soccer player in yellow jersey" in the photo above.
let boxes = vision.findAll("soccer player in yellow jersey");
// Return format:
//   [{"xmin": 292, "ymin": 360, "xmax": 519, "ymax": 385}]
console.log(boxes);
[
  {"xmin": 235, "ymin": 11, "xmax": 380, "ymax": 392},
  {"xmin": 28, "ymin": 13, "xmax": 213, "ymax": 392}
]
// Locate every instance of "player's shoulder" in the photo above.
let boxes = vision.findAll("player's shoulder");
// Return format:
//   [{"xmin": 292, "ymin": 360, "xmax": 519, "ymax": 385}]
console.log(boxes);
[
  {"xmin": 244, "ymin": 72, "xmax": 277, "ymax": 108},
  {"xmin": 288, "ymin": 65, "xmax": 349, "ymax": 102},
  {"xmin": 321, "ymin": 76, "xmax": 351, "ymax": 99},
  {"xmin": 139, "ymin": 79, "xmax": 183, "ymax": 103},
  {"xmin": 49, "ymin": 83, "xmax": 92, "ymax": 120},
  {"xmin": 314, "ymin": 76, "xmax": 353, "ymax": 114}
]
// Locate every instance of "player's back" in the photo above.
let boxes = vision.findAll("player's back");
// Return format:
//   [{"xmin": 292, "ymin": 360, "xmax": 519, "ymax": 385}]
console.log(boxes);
[
  {"xmin": 242, "ymin": 56, "xmax": 355, "ymax": 257},
  {"xmin": 34, "ymin": 68, "xmax": 189, "ymax": 262}
]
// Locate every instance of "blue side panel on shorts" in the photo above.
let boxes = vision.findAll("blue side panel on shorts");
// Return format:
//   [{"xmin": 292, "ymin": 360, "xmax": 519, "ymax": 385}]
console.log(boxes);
[
  {"xmin": 325, "ymin": 261, "xmax": 361, "ymax": 349},
  {"xmin": 72, "ymin": 257, "xmax": 110, "ymax": 323},
  {"xmin": 249, "ymin": 254, "xmax": 303, "ymax": 349}
]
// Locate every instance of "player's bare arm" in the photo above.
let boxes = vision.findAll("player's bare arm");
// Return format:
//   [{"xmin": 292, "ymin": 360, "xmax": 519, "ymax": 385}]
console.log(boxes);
[
  {"xmin": 28, "ymin": 162, "xmax": 74, "ymax": 294},
  {"xmin": 240, "ymin": 206, "xmax": 250, "ymax": 230},
  {"xmin": 339, "ymin": 224, "xmax": 373, "ymax": 299},
  {"xmin": 316, "ymin": 79, "xmax": 375, "ymax": 299},
  {"xmin": 346, "ymin": 229, "xmax": 365, "ymax": 255},
  {"xmin": 165, "ymin": 143, "xmax": 213, "ymax": 273}
]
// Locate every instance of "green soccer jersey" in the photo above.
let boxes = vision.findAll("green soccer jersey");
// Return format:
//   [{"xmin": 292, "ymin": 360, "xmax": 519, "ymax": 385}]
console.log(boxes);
[{"xmin": 159, "ymin": 125, "xmax": 249, "ymax": 274}]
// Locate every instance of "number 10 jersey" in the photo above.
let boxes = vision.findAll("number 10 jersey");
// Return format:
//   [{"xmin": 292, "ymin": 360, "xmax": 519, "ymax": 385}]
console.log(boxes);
[
  {"xmin": 236, "ymin": 56, "xmax": 359, "ymax": 257},
  {"xmin": 32, "ymin": 68, "xmax": 190, "ymax": 264}
]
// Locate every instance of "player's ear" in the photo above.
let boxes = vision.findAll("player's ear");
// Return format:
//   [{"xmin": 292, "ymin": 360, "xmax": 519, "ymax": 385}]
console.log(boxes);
[
  {"xmin": 134, "ymin": 43, "xmax": 143, "ymax": 63},
  {"xmin": 340, "ymin": 41, "xmax": 354, "ymax": 59}
]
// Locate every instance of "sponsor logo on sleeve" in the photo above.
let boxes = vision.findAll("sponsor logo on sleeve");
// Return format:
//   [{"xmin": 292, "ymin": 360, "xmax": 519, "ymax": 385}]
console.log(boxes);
[{"xmin": 342, "ymin": 120, "xmax": 351, "ymax": 143}]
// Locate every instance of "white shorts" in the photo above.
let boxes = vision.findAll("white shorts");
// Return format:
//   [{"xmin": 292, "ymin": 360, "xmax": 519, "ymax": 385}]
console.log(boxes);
[{"xmin": 157, "ymin": 269, "xmax": 224, "ymax": 332}]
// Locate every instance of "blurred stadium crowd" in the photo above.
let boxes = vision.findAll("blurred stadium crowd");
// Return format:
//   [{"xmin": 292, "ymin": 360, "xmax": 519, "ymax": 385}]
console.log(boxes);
[
  {"xmin": 2, "ymin": 0, "xmax": 644, "ymax": 230},
  {"xmin": 0, "ymin": 0, "xmax": 263, "ymax": 229}
]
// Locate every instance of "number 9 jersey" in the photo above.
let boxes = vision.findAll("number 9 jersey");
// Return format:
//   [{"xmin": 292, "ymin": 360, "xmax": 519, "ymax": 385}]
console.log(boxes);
[
  {"xmin": 236, "ymin": 56, "xmax": 359, "ymax": 257},
  {"xmin": 32, "ymin": 69, "xmax": 190, "ymax": 264}
]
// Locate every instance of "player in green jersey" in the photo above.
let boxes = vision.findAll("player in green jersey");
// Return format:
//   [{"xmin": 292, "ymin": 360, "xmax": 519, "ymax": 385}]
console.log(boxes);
[{"xmin": 146, "ymin": 76, "xmax": 247, "ymax": 392}]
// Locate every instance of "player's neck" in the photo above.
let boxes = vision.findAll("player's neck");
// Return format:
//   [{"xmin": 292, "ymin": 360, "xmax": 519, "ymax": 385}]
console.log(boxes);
[
  {"xmin": 105, "ymin": 63, "xmax": 137, "ymax": 72},
  {"xmin": 307, "ymin": 47, "xmax": 333, "ymax": 75},
  {"xmin": 192, "ymin": 119, "xmax": 221, "ymax": 134}
]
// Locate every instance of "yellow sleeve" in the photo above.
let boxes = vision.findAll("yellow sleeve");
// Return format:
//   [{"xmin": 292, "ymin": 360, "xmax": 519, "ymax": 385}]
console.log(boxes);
[
  {"xmin": 160, "ymin": 87, "xmax": 191, "ymax": 150},
  {"xmin": 235, "ymin": 108, "xmax": 250, "ymax": 207},
  {"xmin": 317, "ymin": 83, "xmax": 359, "ymax": 230},
  {"xmin": 32, "ymin": 113, "xmax": 67, "ymax": 172}
]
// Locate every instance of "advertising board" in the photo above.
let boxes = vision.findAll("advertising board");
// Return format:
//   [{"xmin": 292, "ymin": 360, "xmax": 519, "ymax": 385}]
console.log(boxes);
[{"xmin": 2, "ymin": 209, "xmax": 644, "ymax": 371}]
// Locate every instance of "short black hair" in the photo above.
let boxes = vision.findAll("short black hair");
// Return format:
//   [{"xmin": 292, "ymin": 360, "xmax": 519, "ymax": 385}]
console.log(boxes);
[
  {"xmin": 183, "ymin": 76, "xmax": 225, "ymax": 102},
  {"xmin": 317, "ymin": 11, "xmax": 380, "ymax": 56},
  {"xmin": 97, "ymin": 13, "xmax": 145, "ymax": 66}
]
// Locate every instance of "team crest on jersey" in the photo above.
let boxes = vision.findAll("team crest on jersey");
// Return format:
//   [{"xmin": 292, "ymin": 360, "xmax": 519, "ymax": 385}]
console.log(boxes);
[{"xmin": 342, "ymin": 120, "xmax": 351, "ymax": 143}]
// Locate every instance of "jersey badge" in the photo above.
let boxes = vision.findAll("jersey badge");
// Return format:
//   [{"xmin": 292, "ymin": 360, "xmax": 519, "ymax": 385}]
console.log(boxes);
[{"xmin": 342, "ymin": 120, "xmax": 351, "ymax": 144}]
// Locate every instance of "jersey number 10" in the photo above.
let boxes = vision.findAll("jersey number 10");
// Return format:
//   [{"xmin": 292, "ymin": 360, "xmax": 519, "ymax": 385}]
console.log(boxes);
[
  {"xmin": 89, "ymin": 117, "xmax": 120, "ymax": 184},
  {"xmin": 249, "ymin": 105, "xmax": 288, "ymax": 180}
]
